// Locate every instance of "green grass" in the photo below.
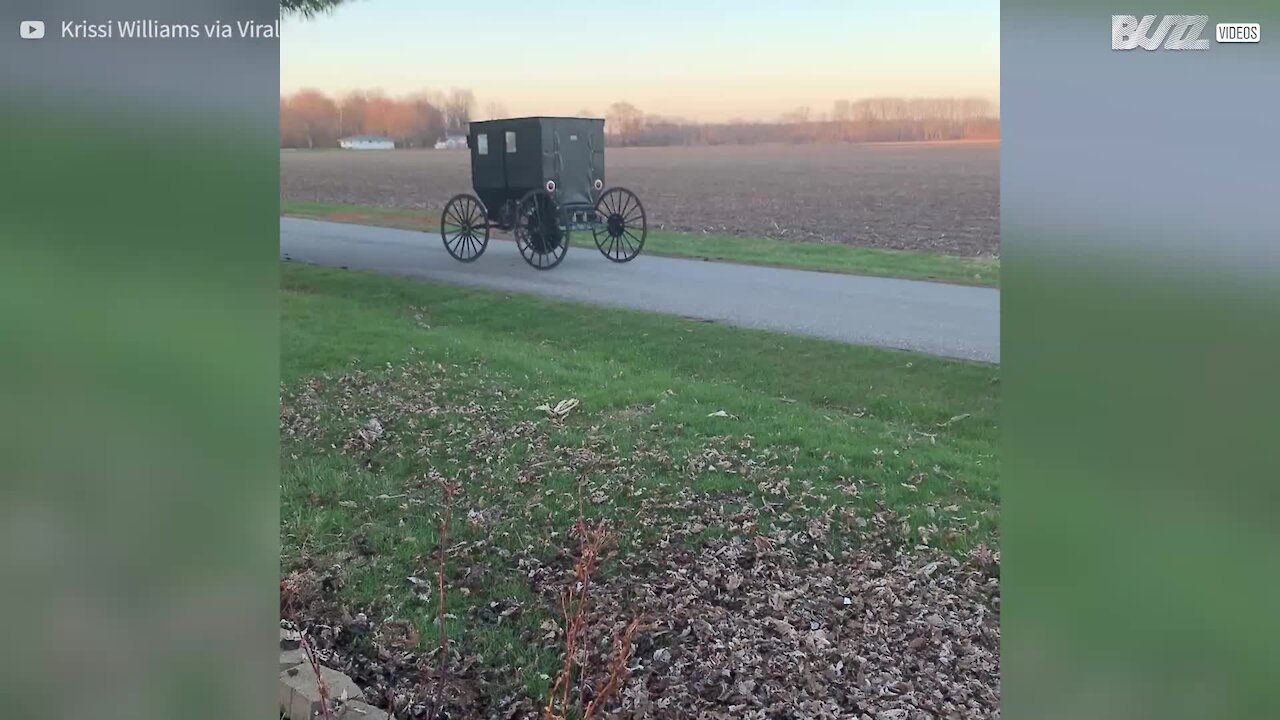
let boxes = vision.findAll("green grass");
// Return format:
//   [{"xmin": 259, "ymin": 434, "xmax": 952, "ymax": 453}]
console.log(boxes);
[
  {"xmin": 279, "ymin": 261, "xmax": 999, "ymax": 701},
  {"xmin": 281, "ymin": 200, "xmax": 999, "ymax": 286}
]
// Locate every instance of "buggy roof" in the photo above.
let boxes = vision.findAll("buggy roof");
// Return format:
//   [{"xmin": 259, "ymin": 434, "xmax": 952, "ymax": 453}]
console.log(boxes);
[{"xmin": 470, "ymin": 116, "xmax": 604, "ymax": 127}]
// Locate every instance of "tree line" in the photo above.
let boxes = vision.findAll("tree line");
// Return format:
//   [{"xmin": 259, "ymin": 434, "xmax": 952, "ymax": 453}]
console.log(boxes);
[
  {"xmin": 280, "ymin": 88, "xmax": 482, "ymax": 149},
  {"xmin": 280, "ymin": 89, "xmax": 997, "ymax": 149},
  {"xmin": 604, "ymin": 97, "xmax": 999, "ymax": 147}
]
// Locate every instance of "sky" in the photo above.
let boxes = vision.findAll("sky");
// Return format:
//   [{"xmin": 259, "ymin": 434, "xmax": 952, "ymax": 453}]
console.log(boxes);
[{"xmin": 281, "ymin": 0, "xmax": 999, "ymax": 123}]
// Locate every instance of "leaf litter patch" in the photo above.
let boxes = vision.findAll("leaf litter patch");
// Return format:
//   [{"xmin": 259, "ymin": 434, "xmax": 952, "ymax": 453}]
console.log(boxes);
[
  {"xmin": 520, "ymin": 498, "xmax": 1000, "ymax": 720},
  {"xmin": 280, "ymin": 359, "xmax": 1000, "ymax": 719}
]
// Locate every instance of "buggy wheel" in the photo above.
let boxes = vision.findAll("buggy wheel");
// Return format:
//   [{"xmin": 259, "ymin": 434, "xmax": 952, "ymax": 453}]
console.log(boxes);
[
  {"xmin": 592, "ymin": 187, "xmax": 647, "ymax": 263},
  {"xmin": 441, "ymin": 193, "xmax": 490, "ymax": 262},
  {"xmin": 514, "ymin": 189, "xmax": 568, "ymax": 270}
]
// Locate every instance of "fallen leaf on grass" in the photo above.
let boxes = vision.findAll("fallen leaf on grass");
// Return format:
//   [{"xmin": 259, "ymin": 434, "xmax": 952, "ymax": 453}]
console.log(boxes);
[
  {"xmin": 534, "ymin": 398, "xmax": 580, "ymax": 419},
  {"xmin": 936, "ymin": 413, "xmax": 971, "ymax": 428}
]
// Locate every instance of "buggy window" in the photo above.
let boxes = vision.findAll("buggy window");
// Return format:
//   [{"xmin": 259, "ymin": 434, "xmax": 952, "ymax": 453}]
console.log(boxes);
[
  {"xmin": 476, "ymin": 134, "xmax": 488, "ymax": 155},
  {"xmin": 505, "ymin": 131, "xmax": 517, "ymax": 153}
]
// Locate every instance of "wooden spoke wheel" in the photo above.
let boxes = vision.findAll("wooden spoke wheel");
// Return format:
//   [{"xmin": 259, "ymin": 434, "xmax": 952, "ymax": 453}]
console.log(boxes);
[
  {"xmin": 441, "ymin": 193, "xmax": 490, "ymax": 262},
  {"xmin": 514, "ymin": 189, "xmax": 569, "ymax": 270},
  {"xmin": 591, "ymin": 187, "xmax": 647, "ymax": 263}
]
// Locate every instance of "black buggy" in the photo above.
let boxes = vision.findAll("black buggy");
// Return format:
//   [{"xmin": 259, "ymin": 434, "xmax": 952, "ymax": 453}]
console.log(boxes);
[{"xmin": 439, "ymin": 116, "xmax": 647, "ymax": 270}]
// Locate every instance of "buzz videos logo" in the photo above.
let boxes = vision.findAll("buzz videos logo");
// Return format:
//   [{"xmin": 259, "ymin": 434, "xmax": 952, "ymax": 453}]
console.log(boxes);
[
  {"xmin": 1112, "ymin": 15, "xmax": 1261, "ymax": 49},
  {"xmin": 1112, "ymin": 15, "xmax": 1210, "ymax": 49}
]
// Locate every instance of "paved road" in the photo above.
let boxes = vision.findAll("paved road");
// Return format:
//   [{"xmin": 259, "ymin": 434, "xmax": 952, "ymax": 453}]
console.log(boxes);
[{"xmin": 280, "ymin": 218, "xmax": 1000, "ymax": 363}]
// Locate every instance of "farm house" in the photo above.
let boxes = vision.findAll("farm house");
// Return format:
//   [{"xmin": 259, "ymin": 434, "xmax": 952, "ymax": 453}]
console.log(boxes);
[
  {"xmin": 338, "ymin": 135, "xmax": 395, "ymax": 150},
  {"xmin": 433, "ymin": 133, "xmax": 468, "ymax": 150}
]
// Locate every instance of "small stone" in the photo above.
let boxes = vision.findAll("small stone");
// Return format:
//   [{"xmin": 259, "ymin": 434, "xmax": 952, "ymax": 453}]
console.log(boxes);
[
  {"xmin": 281, "ymin": 627, "xmax": 302, "ymax": 651},
  {"xmin": 338, "ymin": 700, "xmax": 390, "ymax": 720},
  {"xmin": 280, "ymin": 664, "xmax": 364, "ymax": 720},
  {"xmin": 279, "ymin": 648, "xmax": 308, "ymax": 671},
  {"xmin": 280, "ymin": 648, "xmax": 308, "ymax": 671}
]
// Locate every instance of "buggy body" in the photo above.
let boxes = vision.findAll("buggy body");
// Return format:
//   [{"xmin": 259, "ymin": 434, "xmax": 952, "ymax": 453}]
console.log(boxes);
[{"xmin": 470, "ymin": 116, "xmax": 605, "ymax": 226}]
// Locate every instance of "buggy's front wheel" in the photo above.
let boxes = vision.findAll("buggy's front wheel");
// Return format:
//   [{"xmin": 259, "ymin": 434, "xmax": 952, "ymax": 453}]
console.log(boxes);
[
  {"xmin": 441, "ymin": 193, "xmax": 490, "ymax": 262},
  {"xmin": 514, "ymin": 189, "xmax": 568, "ymax": 270},
  {"xmin": 592, "ymin": 187, "xmax": 646, "ymax": 263}
]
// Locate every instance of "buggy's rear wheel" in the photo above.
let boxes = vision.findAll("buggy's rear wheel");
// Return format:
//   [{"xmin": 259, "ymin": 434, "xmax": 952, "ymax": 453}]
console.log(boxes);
[
  {"xmin": 514, "ymin": 190, "xmax": 568, "ymax": 270},
  {"xmin": 592, "ymin": 187, "xmax": 646, "ymax": 263},
  {"xmin": 441, "ymin": 193, "xmax": 490, "ymax": 262}
]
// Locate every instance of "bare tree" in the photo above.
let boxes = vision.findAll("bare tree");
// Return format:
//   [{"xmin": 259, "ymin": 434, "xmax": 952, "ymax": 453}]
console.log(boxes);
[
  {"xmin": 832, "ymin": 99, "xmax": 851, "ymax": 122},
  {"xmin": 444, "ymin": 88, "xmax": 476, "ymax": 132},
  {"xmin": 280, "ymin": 97, "xmax": 299, "ymax": 147},
  {"xmin": 779, "ymin": 106, "xmax": 811, "ymax": 124},
  {"xmin": 606, "ymin": 101, "xmax": 643, "ymax": 145},
  {"xmin": 282, "ymin": 89, "xmax": 339, "ymax": 148},
  {"xmin": 406, "ymin": 92, "xmax": 447, "ymax": 146},
  {"xmin": 483, "ymin": 101, "xmax": 508, "ymax": 120},
  {"xmin": 337, "ymin": 90, "xmax": 371, "ymax": 138}
]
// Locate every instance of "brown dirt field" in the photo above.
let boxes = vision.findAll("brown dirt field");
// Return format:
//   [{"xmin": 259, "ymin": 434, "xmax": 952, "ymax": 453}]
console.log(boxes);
[{"xmin": 281, "ymin": 141, "xmax": 999, "ymax": 256}]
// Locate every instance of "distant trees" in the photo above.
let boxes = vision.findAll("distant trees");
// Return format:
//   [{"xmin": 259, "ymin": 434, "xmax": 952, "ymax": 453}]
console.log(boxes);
[
  {"xmin": 280, "ymin": 88, "xmax": 445, "ymax": 148},
  {"xmin": 443, "ymin": 89, "xmax": 476, "ymax": 132},
  {"xmin": 779, "ymin": 106, "xmax": 812, "ymax": 124},
  {"xmin": 605, "ymin": 102, "xmax": 645, "ymax": 145},
  {"xmin": 280, "ymin": 89, "xmax": 338, "ymax": 149},
  {"xmin": 280, "ymin": 90, "xmax": 998, "ymax": 149},
  {"xmin": 598, "ymin": 96, "xmax": 999, "ymax": 146},
  {"xmin": 828, "ymin": 97, "xmax": 999, "ymax": 141}
]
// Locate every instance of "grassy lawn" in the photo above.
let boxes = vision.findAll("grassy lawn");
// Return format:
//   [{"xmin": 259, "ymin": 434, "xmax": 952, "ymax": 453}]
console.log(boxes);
[
  {"xmin": 280, "ymin": 262, "xmax": 1000, "ymax": 716},
  {"xmin": 282, "ymin": 200, "xmax": 1000, "ymax": 287}
]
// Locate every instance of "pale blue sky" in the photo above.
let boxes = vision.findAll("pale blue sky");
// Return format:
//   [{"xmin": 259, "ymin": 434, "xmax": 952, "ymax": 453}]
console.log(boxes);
[{"xmin": 282, "ymin": 0, "xmax": 999, "ymax": 122}]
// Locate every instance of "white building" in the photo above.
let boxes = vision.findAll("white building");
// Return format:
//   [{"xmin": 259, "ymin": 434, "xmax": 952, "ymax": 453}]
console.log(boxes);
[
  {"xmin": 338, "ymin": 135, "xmax": 395, "ymax": 150},
  {"xmin": 433, "ymin": 133, "xmax": 468, "ymax": 150}
]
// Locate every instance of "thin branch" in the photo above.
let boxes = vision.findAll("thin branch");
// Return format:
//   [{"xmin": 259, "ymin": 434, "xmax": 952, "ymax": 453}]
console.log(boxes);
[{"xmin": 299, "ymin": 631, "xmax": 335, "ymax": 720}]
